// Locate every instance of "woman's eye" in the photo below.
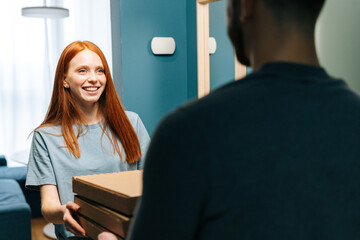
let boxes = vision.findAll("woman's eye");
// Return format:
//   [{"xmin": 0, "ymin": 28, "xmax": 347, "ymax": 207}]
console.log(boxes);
[
  {"xmin": 98, "ymin": 69, "xmax": 105, "ymax": 73},
  {"xmin": 78, "ymin": 69, "xmax": 86, "ymax": 73}
]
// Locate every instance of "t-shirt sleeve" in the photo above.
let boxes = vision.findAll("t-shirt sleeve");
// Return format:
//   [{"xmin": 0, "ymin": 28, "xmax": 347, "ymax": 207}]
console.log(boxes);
[
  {"xmin": 25, "ymin": 131, "xmax": 57, "ymax": 190},
  {"xmin": 134, "ymin": 115, "xmax": 150, "ymax": 170},
  {"xmin": 127, "ymin": 109, "xmax": 208, "ymax": 240}
]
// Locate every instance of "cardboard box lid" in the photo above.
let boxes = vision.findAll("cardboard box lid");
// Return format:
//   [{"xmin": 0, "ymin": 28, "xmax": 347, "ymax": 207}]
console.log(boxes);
[
  {"xmin": 73, "ymin": 170, "xmax": 143, "ymax": 215},
  {"xmin": 73, "ymin": 170, "xmax": 143, "ymax": 198}
]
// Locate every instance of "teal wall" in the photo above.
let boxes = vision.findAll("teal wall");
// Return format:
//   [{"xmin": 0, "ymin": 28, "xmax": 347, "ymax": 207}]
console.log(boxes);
[
  {"xmin": 111, "ymin": 0, "xmax": 360, "ymax": 138},
  {"xmin": 111, "ymin": 0, "xmax": 198, "ymax": 135},
  {"xmin": 186, "ymin": 0, "xmax": 198, "ymax": 100},
  {"xmin": 110, "ymin": 0, "xmax": 237, "ymax": 135},
  {"xmin": 209, "ymin": 0, "xmax": 235, "ymax": 91}
]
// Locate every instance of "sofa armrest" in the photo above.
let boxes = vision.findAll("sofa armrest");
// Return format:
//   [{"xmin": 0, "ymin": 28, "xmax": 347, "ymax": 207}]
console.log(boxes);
[
  {"xmin": 0, "ymin": 166, "xmax": 42, "ymax": 218},
  {"xmin": 0, "ymin": 199, "xmax": 32, "ymax": 240},
  {"xmin": 0, "ymin": 202, "xmax": 31, "ymax": 214}
]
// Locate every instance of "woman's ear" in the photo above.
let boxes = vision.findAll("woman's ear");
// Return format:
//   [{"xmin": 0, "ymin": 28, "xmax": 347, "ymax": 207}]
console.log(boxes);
[
  {"xmin": 240, "ymin": 0, "xmax": 255, "ymax": 22},
  {"xmin": 63, "ymin": 81, "xmax": 69, "ymax": 88}
]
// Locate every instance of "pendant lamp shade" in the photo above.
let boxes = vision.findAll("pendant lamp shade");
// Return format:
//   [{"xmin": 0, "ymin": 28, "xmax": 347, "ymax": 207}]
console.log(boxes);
[{"xmin": 22, "ymin": 6, "xmax": 69, "ymax": 18}]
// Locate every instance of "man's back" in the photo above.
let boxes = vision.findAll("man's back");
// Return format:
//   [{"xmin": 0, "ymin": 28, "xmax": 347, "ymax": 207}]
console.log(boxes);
[
  {"xmin": 120, "ymin": 1, "xmax": 360, "ymax": 239},
  {"xmin": 129, "ymin": 62, "xmax": 360, "ymax": 239}
]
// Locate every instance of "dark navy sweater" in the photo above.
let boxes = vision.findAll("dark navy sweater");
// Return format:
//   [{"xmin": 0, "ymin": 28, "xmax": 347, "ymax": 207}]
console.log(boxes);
[{"xmin": 129, "ymin": 62, "xmax": 360, "ymax": 240}]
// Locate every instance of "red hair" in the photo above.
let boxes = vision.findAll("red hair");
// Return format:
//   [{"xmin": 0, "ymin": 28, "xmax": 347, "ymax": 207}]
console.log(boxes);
[{"xmin": 37, "ymin": 41, "xmax": 141, "ymax": 164}]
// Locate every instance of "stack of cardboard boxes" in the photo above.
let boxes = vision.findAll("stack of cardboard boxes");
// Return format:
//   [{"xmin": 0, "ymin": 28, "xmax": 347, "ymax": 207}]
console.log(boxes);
[{"xmin": 72, "ymin": 170, "xmax": 143, "ymax": 240}]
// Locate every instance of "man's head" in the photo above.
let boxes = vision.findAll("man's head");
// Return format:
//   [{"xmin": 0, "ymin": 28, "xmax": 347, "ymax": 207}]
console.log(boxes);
[{"xmin": 227, "ymin": 0, "xmax": 326, "ymax": 66}]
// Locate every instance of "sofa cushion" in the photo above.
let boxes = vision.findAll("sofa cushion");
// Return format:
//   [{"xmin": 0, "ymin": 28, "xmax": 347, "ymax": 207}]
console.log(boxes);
[
  {"xmin": 0, "ymin": 179, "xmax": 31, "ymax": 240},
  {"xmin": 0, "ymin": 179, "xmax": 27, "ymax": 205},
  {"xmin": 0, "ymin": 166, "xmax": 27, "ymax": 181},
  {"xmin": 0, "ymin": 166, "xmax": 42, "ymax": 218}
]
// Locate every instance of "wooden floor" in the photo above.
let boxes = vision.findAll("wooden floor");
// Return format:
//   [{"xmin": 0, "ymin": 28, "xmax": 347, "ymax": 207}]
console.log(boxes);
[{"xmin": 32, "ymin": 218, "xmax": 54, "ymax": 240}]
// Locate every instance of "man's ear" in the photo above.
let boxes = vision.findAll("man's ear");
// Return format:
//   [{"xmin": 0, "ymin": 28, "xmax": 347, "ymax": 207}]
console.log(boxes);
[{"xmin": 240, "ymin": 0, "xmax": 255, "ymax": 22}]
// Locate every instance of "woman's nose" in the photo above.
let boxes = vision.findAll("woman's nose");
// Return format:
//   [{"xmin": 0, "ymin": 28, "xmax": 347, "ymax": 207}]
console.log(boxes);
[{"xmin": 88, "ymin": 71, "xmax": 98, "ymax": 81}]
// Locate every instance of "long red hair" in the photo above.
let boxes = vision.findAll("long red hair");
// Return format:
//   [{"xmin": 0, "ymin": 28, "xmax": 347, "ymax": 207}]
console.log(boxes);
[{"xmin": 37, "ymin": 41, "xmax": 141, "ymax": 164}]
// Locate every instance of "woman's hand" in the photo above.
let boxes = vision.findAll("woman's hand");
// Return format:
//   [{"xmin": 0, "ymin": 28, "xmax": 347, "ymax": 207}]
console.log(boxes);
[
  {"xmin": 98, "ymin": 232, "xmax": 118, "ymax": 240},
  {"xmin": 63, "ymin": 201, "xmax": 86, "ymax": 237},
  {"xmin": 40, "ymin": 185, "xmax": 86, "ymax": 236}
]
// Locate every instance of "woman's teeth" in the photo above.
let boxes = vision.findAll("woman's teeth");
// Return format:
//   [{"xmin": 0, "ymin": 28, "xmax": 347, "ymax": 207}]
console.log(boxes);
[{"xmin": 84, "ymin": 87, "xmax": 98, "ymax": 91}]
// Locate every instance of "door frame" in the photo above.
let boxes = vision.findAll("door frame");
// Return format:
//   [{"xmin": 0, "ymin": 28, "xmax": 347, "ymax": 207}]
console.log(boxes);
[{"xmin": 196, "ymin": 0, "xmax": 246, "ymax": 98}]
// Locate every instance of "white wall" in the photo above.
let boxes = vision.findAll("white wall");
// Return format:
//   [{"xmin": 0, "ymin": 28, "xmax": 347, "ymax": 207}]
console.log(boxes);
[{"xmin": 316, "ymin": 0, "xmax": 360, "ymax": 93}]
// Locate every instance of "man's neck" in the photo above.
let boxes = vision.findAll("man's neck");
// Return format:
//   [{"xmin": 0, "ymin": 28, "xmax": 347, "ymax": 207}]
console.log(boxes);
[
  {"xmin": 244, "ymin": 3, "xmax": 320, "ymax": 71},
  {"xmin": 250, "ymin": 29, "xmax": 320, "ymax": 71}
]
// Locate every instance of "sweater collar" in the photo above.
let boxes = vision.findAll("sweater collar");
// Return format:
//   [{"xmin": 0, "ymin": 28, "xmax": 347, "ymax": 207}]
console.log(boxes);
[{"xmin": 255, "ymin": 61, "xmax": 329, "ymax": 79}]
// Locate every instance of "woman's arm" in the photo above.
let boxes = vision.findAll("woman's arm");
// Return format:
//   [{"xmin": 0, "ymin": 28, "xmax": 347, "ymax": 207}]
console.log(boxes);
[
  {"xmin": 40, "ymin": 184, "xmax": 65, "ymax": 224},
  {"xmin": 40, "ymin": 185, "xmax": 86, "ymax": 237}
]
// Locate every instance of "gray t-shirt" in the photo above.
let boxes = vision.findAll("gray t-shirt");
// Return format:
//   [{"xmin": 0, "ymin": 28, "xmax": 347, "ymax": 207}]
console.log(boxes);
[{"xmin": 26, "ymin": 111, "xmax": 150, "ymax": 240}]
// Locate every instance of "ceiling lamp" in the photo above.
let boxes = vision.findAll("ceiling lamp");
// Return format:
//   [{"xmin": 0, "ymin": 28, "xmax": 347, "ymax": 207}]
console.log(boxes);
[{"xmin": 22, "ymin": 2, "xmax": 69, "ymax": 19}]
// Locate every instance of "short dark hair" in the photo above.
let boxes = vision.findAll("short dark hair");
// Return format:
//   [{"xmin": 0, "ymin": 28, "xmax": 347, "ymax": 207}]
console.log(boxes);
[{"xmin": 261, "ymin": 0, "xmax": 326, "ymax": 33}]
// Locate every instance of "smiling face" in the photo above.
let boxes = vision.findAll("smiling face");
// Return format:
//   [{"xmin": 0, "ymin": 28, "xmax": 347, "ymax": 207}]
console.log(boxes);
[{"xmin": 64, "ymin": 49, "xmax": 106, "ymax": 111}]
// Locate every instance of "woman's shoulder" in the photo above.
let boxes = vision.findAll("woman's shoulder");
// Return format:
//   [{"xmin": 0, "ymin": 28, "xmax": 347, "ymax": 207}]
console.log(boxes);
[
  {"xmin": 31, "ymin": 124, "xmax": 63, "ymax": 146},
  {"xmin": 125, "ymin": 111, "xmax": 140, "ymax": 123},
  {"xmin": 34, "ymin": 124, "xmax": 62, "ymax": 136}
]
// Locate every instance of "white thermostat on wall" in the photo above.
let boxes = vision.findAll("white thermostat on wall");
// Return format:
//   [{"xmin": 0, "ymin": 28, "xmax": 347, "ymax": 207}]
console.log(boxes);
[
  {"xmin": 151, "ymin": 37, "xmax": 176, "ymax": 55},
  {"xmin": 209, "ymin": 37, "xmax": 217, "ymax": 54}
]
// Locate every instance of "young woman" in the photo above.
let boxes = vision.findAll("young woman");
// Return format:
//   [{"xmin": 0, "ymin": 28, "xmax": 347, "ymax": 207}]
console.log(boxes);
[{"xmin": 26, "ymin": 41, "xmax": 150, "ymax": 240}]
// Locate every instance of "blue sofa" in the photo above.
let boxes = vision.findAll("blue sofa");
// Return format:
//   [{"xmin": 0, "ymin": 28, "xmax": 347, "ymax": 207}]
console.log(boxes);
[
  {"xmin": 0, "ymin": 156, "xmax": 42, "ymax": 239},
  {"xmin": 0, "ymin": 178, "xmax": 31, "ymax": 240},
  {"xmin": 0, "ymin": 156, "xmax": 42, "ymax": 218}
]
